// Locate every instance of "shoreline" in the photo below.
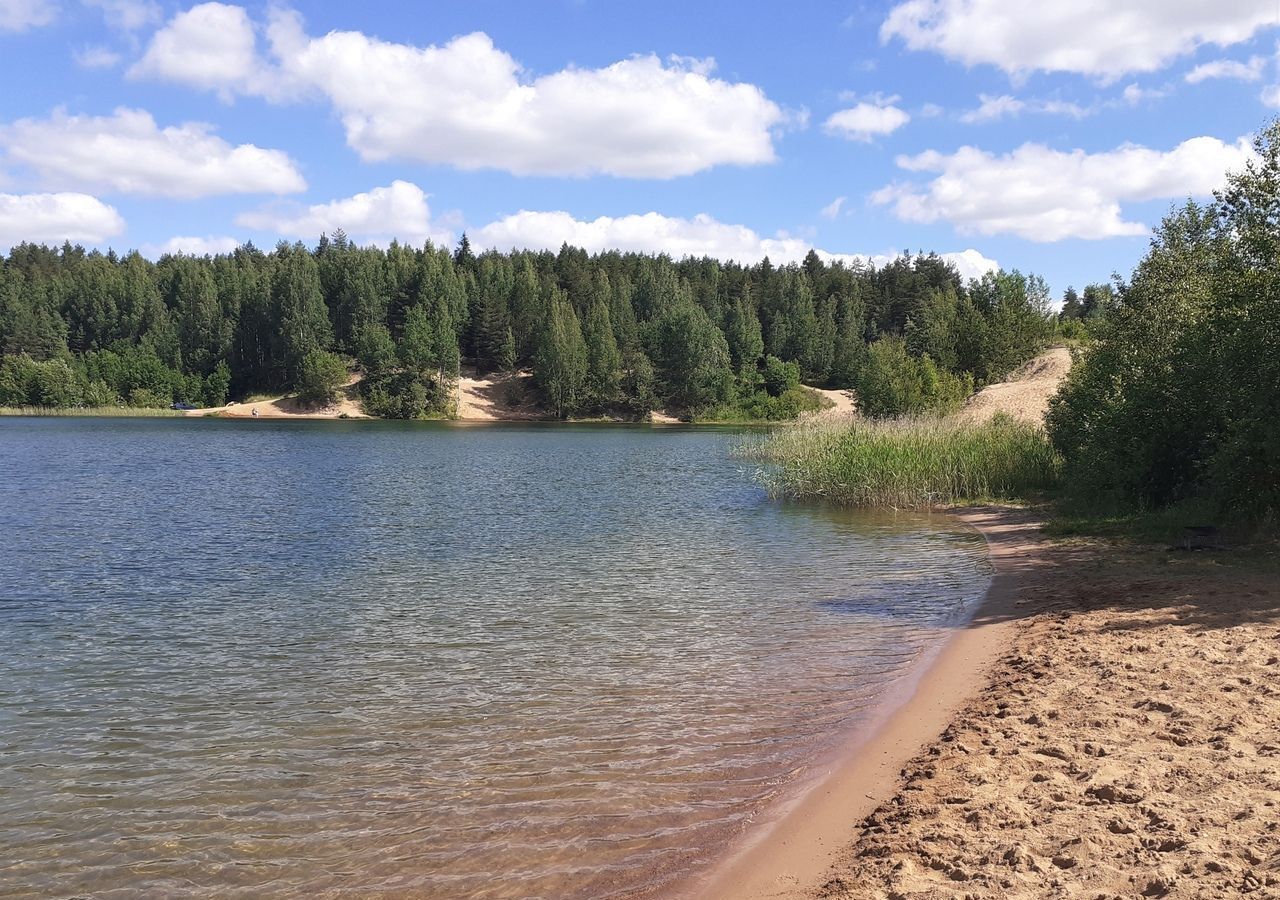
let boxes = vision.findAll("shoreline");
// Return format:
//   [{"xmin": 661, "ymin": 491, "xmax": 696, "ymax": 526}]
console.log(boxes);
[{"xmin": 685, "ymin": 506, "xmax": 1042, "ymax": 900}]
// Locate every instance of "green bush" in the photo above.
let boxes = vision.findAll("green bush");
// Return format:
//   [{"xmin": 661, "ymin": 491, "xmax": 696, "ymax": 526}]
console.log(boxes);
[
  {"xmin": 856, "ymin": 336, "xmax": 972, "ymax": 418},
  {"xmin": 761, "ymin": 355, "xmax": 800, "ymax": 397},
  {"xmin": 1048, "ymin": 121, "xmax": 1280, "ymax": 523},
  {"xmin": 296, "ymin": 350, "xmax": 348, "ymax": 406}
]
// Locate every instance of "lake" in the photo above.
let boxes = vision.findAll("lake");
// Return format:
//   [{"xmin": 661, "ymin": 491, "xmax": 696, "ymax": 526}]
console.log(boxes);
[{"xmin": 0, "ymin": 418, "xmax": 990, "ymax": 898}]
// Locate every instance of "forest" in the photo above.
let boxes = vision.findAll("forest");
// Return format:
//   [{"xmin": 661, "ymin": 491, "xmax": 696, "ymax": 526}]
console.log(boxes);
[{"xmin": 0, "ymin": 225, "xmax": 1070, "ymax": 421}]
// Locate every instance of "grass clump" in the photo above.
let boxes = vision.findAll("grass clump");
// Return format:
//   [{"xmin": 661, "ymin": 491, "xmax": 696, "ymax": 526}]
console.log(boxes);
[{"xmin": 746, "ymin": 413, "xmax": 1060, "ymax": 508}]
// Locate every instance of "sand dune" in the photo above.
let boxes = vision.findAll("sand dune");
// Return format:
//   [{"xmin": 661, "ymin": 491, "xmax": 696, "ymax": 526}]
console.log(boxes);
[{"xmin": 957, "ymin": 347, "xmax": 1073, "ymax": 426}]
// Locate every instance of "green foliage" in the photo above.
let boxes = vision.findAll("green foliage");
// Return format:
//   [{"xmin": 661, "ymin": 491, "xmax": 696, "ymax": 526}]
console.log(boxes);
[
  {"xmin": 1049, "ymin": 120, "xmax": 1280, "ymax": 524},
  {"xmin": 533, "ymin": 292, "xmax": 588, "ymax": 418},
  {"xmin": 296, "ymin": 350, "xmax": 348, "ymax": 406},
  {"xmin": 855, "ymin": 336, "xmax": 972, "ymax": 418},
  {"xmin": 647, "ymin": 302, "xmax": 733, "ymax": 414},
  {"xmin": 749, "ymin": 415, "xmax": 1060, "ymax": 508},
  {"xmin": 761, "ymin": 355, "xmax": 800, "ymax": 397},
  {"xmin": 710, "ymin": 384, "xmax": 825, "ymax": 422}
]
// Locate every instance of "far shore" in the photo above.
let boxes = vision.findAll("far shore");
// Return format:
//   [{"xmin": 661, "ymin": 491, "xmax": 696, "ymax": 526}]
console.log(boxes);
[{"xmin": 684, "ymin": 507, "xmax": 1279, "ymax": 899}]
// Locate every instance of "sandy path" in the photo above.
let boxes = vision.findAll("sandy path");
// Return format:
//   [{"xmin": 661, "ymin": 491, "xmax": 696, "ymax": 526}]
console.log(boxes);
[
  {"xmin": 695, "ymin": 513, "xmax": 1280, "ymax": 900},
  {"xmin": 957, "ymin": 347, "xmax": 1073, "ymax": 426}
]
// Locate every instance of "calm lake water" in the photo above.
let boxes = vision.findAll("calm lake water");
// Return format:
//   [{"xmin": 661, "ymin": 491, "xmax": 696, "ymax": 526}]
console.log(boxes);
[{"xmin": 0, "ymin": 418, "xmax": 990, "ymax": 899}]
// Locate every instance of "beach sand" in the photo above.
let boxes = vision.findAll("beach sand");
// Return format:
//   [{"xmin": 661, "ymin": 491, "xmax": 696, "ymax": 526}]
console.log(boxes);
[{"xmin": 692, "ymin": 510, "xmax": 1280, "ymax": 899}]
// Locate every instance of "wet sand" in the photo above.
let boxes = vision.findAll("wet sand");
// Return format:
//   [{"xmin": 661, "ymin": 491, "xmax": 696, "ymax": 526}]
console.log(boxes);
[{"xmin": 687, "ymin": 508, "xmax": 1280, "ymax": 899}]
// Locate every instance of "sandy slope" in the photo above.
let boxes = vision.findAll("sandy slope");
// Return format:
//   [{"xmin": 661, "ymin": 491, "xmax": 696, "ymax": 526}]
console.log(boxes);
[
  {"xmin": 957, "ymin": 347, "xmax": 1073, "ymax": 426},
  {"xmin": 454, "ymin": 367, "xmax": 548, "ymax": 421},
  {"xmin": 190, "ymin": 373, "xmax": 367, "ymax": 419},
  {"xmin": 802, "ymin": 387, "xmax": 857, "ymax": 424}
]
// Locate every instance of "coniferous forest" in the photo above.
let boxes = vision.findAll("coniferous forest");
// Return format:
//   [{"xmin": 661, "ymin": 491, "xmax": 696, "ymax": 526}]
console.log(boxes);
[{"xmin": 0, "ymin": 235, "xmax": 1058, "ymax": 421}]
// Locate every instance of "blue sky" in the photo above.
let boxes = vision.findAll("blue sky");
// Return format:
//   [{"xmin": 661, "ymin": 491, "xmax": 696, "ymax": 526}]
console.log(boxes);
[{"xmin": 0, "ymin": 0, "xmax": 1277, "ymax": 297}]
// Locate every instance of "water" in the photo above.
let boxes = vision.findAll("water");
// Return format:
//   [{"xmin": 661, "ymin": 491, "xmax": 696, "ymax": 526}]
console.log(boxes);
[{"xmin": 0, "ymin": 418, "xmax": 990, "ymax": 899}]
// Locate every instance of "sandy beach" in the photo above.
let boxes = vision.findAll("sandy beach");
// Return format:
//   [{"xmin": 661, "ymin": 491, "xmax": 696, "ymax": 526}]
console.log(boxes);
[{"xmin": 690, "ymin": 509, "xmax": 1280, "ymax": 899}]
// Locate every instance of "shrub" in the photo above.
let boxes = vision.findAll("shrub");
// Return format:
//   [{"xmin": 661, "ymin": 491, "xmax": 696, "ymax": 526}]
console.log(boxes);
[{"xmin": 296, "ymin": 350, "xmax": 348, "ymax": 406}]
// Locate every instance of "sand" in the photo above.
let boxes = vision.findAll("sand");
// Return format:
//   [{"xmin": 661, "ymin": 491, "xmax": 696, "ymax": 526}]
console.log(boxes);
[
  {"xmin": 191, "ymin": 373, "xmax": 368, "ymax": 419},
  {"xmin": 454, "ymin": 367, "xmax": 549, "ymax": 421},
  {"xmin": 690, "ymin": 511, "xmax": 1280, "ymax": 900},
  {"xmin": 956, "ymin": 347, "xmax": 1073, "ymax": 426}
]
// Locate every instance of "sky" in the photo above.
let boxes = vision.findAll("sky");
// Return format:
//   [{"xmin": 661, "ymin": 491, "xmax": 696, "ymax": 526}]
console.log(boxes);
[{"xmin": 0, "ymin": 0, "xmax": 1277, "ymax": 297}]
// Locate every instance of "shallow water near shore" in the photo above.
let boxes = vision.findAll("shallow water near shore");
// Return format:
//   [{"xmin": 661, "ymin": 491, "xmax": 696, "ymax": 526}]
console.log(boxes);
[{"xmin": 0, "ymin": 418, "xmax": 990, "ymax": 898}]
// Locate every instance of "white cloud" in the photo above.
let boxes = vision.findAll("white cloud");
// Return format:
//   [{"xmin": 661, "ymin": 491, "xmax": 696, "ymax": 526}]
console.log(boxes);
[
  {"xmin": 141, "ymin": 235, "xmax": 242, "ymax": 258},
  {"xmin": 960, "ymin": 94, "xmax": 1091, "ymax": 123},
  {"xmin": 882, "ymin": 0, "xmax": 1277, "ymax": 80},
  {"xmin": 1263, "ymin": 84, "xmax": 1280, "ymax": 108},
  {"xmin": 960, "ymin": 94, "xmax": 1025, "ymax": 123},
  {"xmin": 0, "ymin": 192, "xmax": 124, "ymax": 248},
  {"xmin": 471, "ymin": 208, "xmax": 998, "ymax": 280},
  {"xmin": 1185, "ymin": 56, "xmax": 1266, "ymax": 83},
  {"xmin": 83, "ymin": 0, "xmax": 159, "ymax": 31},
  {"xmin": 74, "ymin": 45, "xmax": 122, "ymax": 68},
  {"xmin": 918, "ymin": 102, "xmax": 945, "ymax": 118},
  {"xmin": 1122, "ymin": 83, "xmax": 1168, "ymax": 105},
  {"xmin": 824, "ymin": 99, "xmax": 910, "ymax": 141},
  {"xmin": 236, "ymin": 180, "xmax": 449, "ymax": 246},
  {"xmin": 128, "ymin": 3, "xmax": 275, "ymax": 101},
  {"xmin": 0, "ymin": 0, "xmax": 54, "ymax": 31},
  {"xmin": 131, "ymin": 5, "xmax": 786, "ymax": 178},
  {"xmin": 1, "ymin": 108, "xmax": 307, "ymax": 199},
  {"xmin": 820, "ymin": 196, "xmax": 847, "ymax": 219},
  {"xmin": 872, "ymin": 136, "xmax": 1256, "ymax": 242}
]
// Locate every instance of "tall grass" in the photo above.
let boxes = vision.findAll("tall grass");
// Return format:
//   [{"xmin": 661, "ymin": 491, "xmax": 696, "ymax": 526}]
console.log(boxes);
[
  {"xmin": 0, "ymin": 406, "xmax": 184, "ymax": 418},
  {"xmin": 745, "ymin": 414, "xmax": 1061, "ymax": 508}
]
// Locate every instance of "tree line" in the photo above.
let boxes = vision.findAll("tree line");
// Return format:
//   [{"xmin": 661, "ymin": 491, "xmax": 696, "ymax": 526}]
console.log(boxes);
[{"xmin": 0, "ymin": 231, "xmax": 1058, "ymax": 420}]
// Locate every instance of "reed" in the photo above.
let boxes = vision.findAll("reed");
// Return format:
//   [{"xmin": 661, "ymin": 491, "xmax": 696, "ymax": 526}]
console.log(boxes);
[
  {"xmin": 0, "ymin": 406, "xmax": 185, "ymax": 418},
  {"xmin": 745, "ymin": 414, "xmax": 1061, "ymax": 508}
]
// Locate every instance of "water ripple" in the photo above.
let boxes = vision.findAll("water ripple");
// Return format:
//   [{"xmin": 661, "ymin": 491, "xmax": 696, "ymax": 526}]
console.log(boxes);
[{"xmin": 0, "ymin": 419, "xmax": 990, "ymax": 899}]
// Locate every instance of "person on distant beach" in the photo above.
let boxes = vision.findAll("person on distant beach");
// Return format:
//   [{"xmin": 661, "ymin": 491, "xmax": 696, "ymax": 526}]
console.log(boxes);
[{"xmin": 252, "ymin": 407, "xmax": 259, "ymax": 418}]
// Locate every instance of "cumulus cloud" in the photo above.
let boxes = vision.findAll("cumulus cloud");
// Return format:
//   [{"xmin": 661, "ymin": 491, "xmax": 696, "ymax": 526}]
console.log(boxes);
[
  {"xmin": 1, "ymin": 108, "xmax": 307, "ymax": 198},
  {"xmin": 824, "ymin": 99, "xmax": 910, "ymax": 141},
  {"xmin": 236, "ymin": 180, "xmax": 449, "ymax": 246},
  {"xmin": 0, "ymin": 0, "xmax": 54, "ymax": 31},
  {"xmin": 141, "ymin": 235, "xmax": 243, "ymax": 258},
  {"xmin": 1185, "ymin": 56, "xmax": 1266, "ymax": 83},
  {"xmin": 131, "ymin": 4, "xmax": 787, "ymax": 178},
  {"xmin": 0, "ymin": 192, "xmax": 124, "ymax": 248},
  {"xmin": 820, "ymin": 196, "xmax": 847, "ymax": 219},
  {"xmin": 881, "ymin": 0, "xmax": 1276, "ymax": 80},
  {"xmin": 128, "ymin": 3, "xmax": 277, "ymax": 101},
  {"xmin": 872, "ymin": 136, "xmax": 1256, "ymax": 241},
  {"xmin": 472, "ymin": 208, "xmax": 998, "ymax": 280}
]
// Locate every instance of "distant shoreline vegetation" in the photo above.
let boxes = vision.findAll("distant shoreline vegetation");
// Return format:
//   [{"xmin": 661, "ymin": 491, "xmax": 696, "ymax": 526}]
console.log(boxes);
[{"xmin": 2, "ymin": 228, "xmax": 1064, "ymax": 423}]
